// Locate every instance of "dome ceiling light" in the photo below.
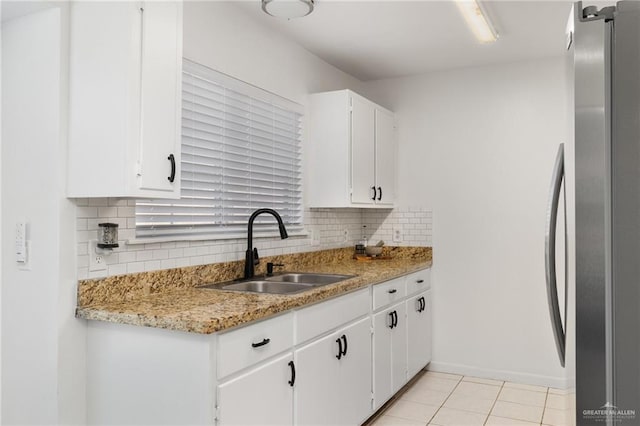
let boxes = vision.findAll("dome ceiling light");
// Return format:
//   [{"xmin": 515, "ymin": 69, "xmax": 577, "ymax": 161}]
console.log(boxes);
[{"xmin": 261, "ymin": 0, "xmax": 315, "ymax": 19}]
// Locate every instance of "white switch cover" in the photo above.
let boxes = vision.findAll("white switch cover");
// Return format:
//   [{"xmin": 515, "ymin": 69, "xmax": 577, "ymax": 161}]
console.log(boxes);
[
  {"xmin": 392, "ymin": 227, "xmax": 403, "ymax": 243},
  {"xmin": 89, "ymin": 240, "xmax": 107, "ymax": 272},
  {"xmin": 309, "ymin": 228, "xmax": 320, "ymax": 246},
  {"xmin": 15, "ymin": 221, "xmax": 27, "ymax": 263}
]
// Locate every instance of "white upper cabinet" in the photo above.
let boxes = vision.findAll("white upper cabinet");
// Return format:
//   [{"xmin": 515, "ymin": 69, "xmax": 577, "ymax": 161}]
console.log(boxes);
[
  {"xmin": 350, "ymin": 96, "xmax": 376, "ymax": 204},
  {"xmin": 68, "ymin": 1, "xmax": 183, "ymax": 198},
  {"xmin": 374, "ymin": 108, "xmax": 396, "ymax": 206},
  {"xmin": 308, "ymin": 90, "xmax": 396, "ymax": 208}
]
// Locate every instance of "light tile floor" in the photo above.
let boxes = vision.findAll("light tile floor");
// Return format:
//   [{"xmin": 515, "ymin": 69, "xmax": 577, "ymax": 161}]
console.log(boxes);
[{"xmin": 367, "ymin": 371, "xmax": 574, "ymax": 426}]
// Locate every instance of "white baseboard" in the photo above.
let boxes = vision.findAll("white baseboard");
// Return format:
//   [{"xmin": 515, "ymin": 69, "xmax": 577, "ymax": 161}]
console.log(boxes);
[{"xmin": 427, "ymin": 361, "xmax": 570, "ymax": 389}]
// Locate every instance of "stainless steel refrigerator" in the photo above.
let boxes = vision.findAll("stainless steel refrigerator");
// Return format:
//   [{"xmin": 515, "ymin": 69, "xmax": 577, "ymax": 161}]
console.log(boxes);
[{"xmin": 546, "ymin": 1, "xmax": 640, "ymax": 425}]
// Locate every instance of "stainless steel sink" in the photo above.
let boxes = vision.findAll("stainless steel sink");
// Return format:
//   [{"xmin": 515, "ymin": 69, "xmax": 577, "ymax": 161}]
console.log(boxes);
[
  {"xmin": 220, "ymin": 281, "xmax": 314, "ymax": 294},
  {"xmin": 199, "ymin": 272, "xmax": 355, "ymax": 295},
  {"xmin": 265, "ymin": 273, "xmax": 354, "ymax": 285}
]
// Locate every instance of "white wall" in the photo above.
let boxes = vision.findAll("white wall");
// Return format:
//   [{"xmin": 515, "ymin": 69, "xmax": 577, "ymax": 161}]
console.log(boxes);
[
  {"xmin": 362, "ymin": 58, "xmax": 568, "ymax": 387},
  {"xmin": 1, "ymin": 5, "xmax": 84, "ymax": 424}
]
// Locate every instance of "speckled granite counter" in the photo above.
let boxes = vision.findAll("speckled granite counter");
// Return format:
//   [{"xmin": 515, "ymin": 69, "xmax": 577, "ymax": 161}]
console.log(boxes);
[{"xmin": 76, "ymin": 246, "xmax": 432, "ymax": 334}]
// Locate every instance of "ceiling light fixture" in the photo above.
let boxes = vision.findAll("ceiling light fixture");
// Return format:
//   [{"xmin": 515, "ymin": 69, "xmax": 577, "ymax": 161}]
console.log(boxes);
[
  {"xmin": 261, "ymin": 0, "xmax": 315, "ymax": 19},
  {"xmin": 455, "ymin": 0, "xmax": 499, "ymax": 44}
]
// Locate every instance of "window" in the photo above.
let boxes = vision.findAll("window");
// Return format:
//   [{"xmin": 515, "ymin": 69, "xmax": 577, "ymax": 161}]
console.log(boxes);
[{"xmin": 135, "ymin": 60, "xmax": 303, "ymax": 239}]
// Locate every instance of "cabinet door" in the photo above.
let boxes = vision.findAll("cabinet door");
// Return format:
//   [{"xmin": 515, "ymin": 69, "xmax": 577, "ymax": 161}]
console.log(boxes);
[
  {"xmin": 295, "ymin": 333, "xmax": 340, "ymax": 426},
  {"xmin": 337, "ymin": 318, "xmax": 372, "ymax": 425},
  {"xmin": 373, "ymin": 308, "xmax": 394, "ymax": 409},
  {"xmin": 217, "ymin": 352, "xmax": 293, "ymax": 426},
  {"xmin": 350, "ymin": 96, "xmax": 376, "ymax": 205},
  {"xmin": 137, "ymin": 1, "xmax": 182, "ymax": 195},
  {"xmin": 373, "ymin": 301, "xmax": 408, "ymax": 409},
  {"xmin": 391, "ymin": 302, "xmax": 408, "ymax": 393},
  {"xmin": 407, "ymin": 291, "xmax": 432, "ymax": 379},
  {"xmin": 374, "ymin": 108, "xmax": 396, "ymax": 206}
]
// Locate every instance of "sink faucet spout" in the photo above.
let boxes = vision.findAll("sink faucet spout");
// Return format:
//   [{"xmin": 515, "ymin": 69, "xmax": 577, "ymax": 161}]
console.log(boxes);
[{"xmin": 244, "ymin": 209, "xmax": 289, "ymax": 279}]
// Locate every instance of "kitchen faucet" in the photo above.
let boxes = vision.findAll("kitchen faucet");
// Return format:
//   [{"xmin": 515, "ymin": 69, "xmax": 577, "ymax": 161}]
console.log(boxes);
[{"xmin": 244, "ymin": 209, "xmax": 289, "ymax": 279}]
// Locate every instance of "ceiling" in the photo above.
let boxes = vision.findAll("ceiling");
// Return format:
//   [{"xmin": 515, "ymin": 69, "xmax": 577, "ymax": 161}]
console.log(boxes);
[{"xmin": 234, "ymin": 1, "xmax": 576, "ymax": 81}]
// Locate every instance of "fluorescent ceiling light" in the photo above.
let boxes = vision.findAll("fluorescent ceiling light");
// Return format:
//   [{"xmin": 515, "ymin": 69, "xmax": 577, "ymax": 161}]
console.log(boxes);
[
  {"xmin": 262, "ymin": 0, "xmax": 315, "ymax": 19},
  {"xmin": 455, "ymin": 0, "xmax": 499, "ymax": 44}
]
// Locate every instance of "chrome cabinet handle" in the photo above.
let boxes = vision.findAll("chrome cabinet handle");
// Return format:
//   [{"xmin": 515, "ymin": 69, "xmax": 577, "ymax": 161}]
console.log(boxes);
[{"xmin": 545, "ymin": 143, "xmax": 566, "ymax": 367}]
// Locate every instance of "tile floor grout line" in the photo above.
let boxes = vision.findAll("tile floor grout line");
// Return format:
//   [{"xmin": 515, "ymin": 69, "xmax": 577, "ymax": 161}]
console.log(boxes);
[
  {"xmin": 429, "ymin": 375, "xmax": 501, "ymax": 425},
  {"xmin": 425, "ymin": 374, "xmax": 464, "ymax": 425},
  {"xmin": 541, "ymin": 388, "xmax": 550, "ymax": 425},
  {"xmin": 483, "ymin": 381, "xmax": 506, "ymax": 426}
]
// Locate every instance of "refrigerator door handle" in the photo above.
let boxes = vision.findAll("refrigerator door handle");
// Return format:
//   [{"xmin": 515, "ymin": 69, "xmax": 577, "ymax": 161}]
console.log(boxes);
[{"xmin": 545, "ymin": 143, "xmax": 566, "ymax": 367}]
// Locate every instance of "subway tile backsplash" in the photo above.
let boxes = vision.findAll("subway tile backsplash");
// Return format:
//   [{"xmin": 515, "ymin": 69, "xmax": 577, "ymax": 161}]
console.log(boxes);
[{"xmin": 75, "ymin": 198, "xmax": 432, "ymax": 280}]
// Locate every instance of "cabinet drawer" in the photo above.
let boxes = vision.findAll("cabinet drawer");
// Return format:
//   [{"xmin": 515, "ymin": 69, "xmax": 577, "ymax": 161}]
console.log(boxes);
[
  {"xmin": 405, "ymin": 269, "xmax": 431, "ymax": 295},
  {"xmin": 296, "ymin": 288, "xmax": 369, "ymax": 344},
  {"xmin": 218, "ymin": 312, "xmax": 294, "ymax": 379},
  {"xmin": 372, "ymin": 277, "xmax": 406, "ymax": 311}
]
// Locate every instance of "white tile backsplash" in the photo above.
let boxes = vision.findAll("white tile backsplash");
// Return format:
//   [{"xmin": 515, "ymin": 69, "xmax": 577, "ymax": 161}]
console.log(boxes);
[
  {"xmin": 362, "ymin": 207, "xmax": 432, "ymax": 247},
  {"xmin": 75, "ymin": 198, "xmax": 432, "ymax": 279}
]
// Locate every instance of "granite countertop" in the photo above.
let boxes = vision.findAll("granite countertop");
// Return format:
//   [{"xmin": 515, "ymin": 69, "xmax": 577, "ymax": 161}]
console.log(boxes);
[{"xmin": 76, "ymin": 247, "xmax": 432, "ymax": 335}]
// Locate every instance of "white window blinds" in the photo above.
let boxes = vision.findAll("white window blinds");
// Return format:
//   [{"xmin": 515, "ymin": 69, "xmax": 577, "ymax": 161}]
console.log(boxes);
[{"xmin": 135, "ymin": 59, "xmax": 303, "ymax": 239}]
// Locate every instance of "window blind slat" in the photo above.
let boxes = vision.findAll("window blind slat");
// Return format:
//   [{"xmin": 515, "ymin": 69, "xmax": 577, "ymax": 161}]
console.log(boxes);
[{"xmin": 136, "ymin": 59, "xmax": 303, "ymax": 239}]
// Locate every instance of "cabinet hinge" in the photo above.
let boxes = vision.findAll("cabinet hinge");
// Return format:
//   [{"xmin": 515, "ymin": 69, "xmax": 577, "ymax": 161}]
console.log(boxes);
[
  {"xmin": 214, "ymin": 406, "xmax": 220, "ymax": 421},
  {"xmin": 370, "ymin": 326, "xmax": 374, "ymax": 335},
  {"xmin": 135, "ymin": 162, "xmax": 142, "ymax": 177}
]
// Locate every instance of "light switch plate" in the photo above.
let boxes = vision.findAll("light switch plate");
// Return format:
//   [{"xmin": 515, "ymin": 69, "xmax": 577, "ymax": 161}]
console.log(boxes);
[{"xmin": 392, "ymin": 227, "xmax": 403, "ymax": 243}]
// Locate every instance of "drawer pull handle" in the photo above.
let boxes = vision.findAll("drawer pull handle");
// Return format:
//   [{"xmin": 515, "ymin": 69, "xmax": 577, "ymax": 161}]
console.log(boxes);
[
  {"xmin": 388, "ymin": 289, "xmax": 397, "ymax": 294},
  {"xmin": 417, "ymin": 297, "xmax": 426, "ymax": 312},
  {"xmin": 336, "ymin": 337, "xmax": 343, "ymax": 360},
  {"xmin": 416, "ymin": 279, "xmax": 424, "ymax": 284},
  {"xmin": 341, "ymin": 334, "xmax": 348, "ymax": 357},
  {"xmin": 251, "ymin": 338, "xmax": 270, "ymax": 348},
  {"xmin": 288, "ymin": 360, "xmax": 296, "ymax": 387}
]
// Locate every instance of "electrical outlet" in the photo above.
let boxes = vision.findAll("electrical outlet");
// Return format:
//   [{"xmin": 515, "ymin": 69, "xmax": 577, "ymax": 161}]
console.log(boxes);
[
  {"xmin": 393, "ymin": 227, "xmax": 403, "ymax": 243},
  {"xmin": 89, "ymin": 240, "xmax": 108, "ymax": 272},
  {"xmin": 343, "ymin": 228, "xmax": 349, "ymax": 243}
]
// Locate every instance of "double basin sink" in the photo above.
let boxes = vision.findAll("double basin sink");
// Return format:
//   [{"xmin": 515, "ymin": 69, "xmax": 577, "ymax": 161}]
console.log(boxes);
[{"xmin": 200, "ymin": 273, "xmax": 355, "ymax": 295}]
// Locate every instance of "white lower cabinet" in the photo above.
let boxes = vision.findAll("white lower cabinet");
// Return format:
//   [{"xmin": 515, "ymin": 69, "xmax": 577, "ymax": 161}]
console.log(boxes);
[
  {"xmin": 217, "ymin": 352, "xmax": 294, "ymax": 426},
  {"xmin": 373, "ymin": 301, "xmax": 408, "ymax": 410},
  {"xmin": 85, "ymin": 268, "xmax": 431, "ymax": 425},
  {"xmin": 407, "ymin": 291, "xmax": 432, "ymax": 378},
  {"xmin": 296, "ymin": 318, "xmax": 372, "ymax": 426}
]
